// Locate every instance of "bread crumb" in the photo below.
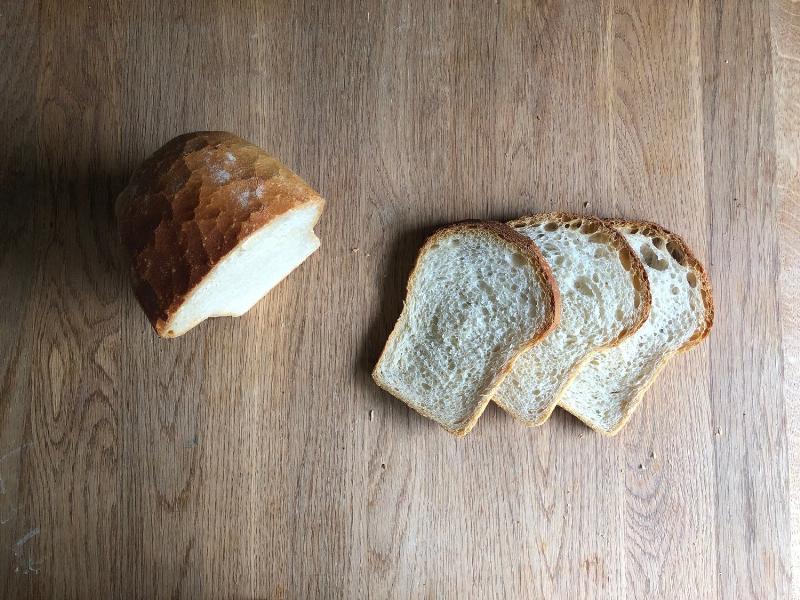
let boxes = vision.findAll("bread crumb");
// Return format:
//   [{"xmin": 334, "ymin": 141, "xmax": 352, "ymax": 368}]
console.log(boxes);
[
  {"xmin": 380, "ymin": 463, "xmax": 386, "ymax": 470},
  {"xmin": 638, "ymin": 463, "xmax": 645, "ymax": 470},
  {"xmin": 369, "ymin": 410, "xmax": 374, "ymax": 421},
  {"xmin": 715, "ymin": 428, "xmax": 722, "ymax": 436},
  {"xmin": 351, "ymin": 247, "xmax": 360, "ymax": 253},
  {"xmin": 583, "ymin": 201, "xmax": 590, "ymax": 208},
  {"xmin": 365, "ymin": 253, "xmax": 371, "ymax": 257},
  {"xmin": 649, "ymin": 451, "xmax": 655, "ymax": 458}
]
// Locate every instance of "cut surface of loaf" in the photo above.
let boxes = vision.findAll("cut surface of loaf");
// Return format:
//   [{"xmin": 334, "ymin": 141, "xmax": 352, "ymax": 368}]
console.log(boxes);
[
  {"xmin": 116, "ymin": 131, "xmax": 325, "ymax": 337},
  {"xmin": 559, "ymin": 220, "xmax": 714, "ymax": 434},
  {"xmin": 372, "ymin": 221, "xmax": 560, "ymax": 436},
  {"xmin": 492, "ymin": 214, "xmax": 651, "ymax": 425}
]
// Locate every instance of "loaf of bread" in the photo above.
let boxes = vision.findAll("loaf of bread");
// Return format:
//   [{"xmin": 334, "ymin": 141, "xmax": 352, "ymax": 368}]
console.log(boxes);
[
  {"xmin": 372, "ymin": 221, "xmax": 560, "ymax": 436},
  {"xmin": 116, "ymin": 131, "xmax": 325, "ymax": 337}
]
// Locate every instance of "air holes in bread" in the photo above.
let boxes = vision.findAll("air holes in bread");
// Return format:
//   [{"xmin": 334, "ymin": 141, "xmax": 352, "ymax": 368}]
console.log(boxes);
[
  {"xmin": 652, "ymin": 237, "xmax": 666, "ymax": 249},
  {"xmin": 510, "ymin": 253, "xmax": 527, "ymax": 267},
  {"xmin": 666, "ymin": 241, "xmax": 687, "ymax": 265},
  {"xmin": 687, "ymin": 272, "xmax": 698, "ymax": 288},
  {"xmin": 618, "ymin": 248, "xmax": 633, "ymax": 271},
  {"xmin": 580, "ymin": 221, "xmax": 599, "ymax": 235},
  {"xmin": 615, "ymin": 308, "xmax": 625, "ymax": 321},
  {"xmin": 588, "ymin": 232, "xmax": 610, "ymax": 244},
  {"xmin": 640, "ymin": 244, "xmax": 669, "ymax": 271},
  {"xmin": 671, "ymin": 285, "xmax": 679, "ymax": 295},
  {"xmin": 574, "ymin": 276, "xmax": 594, "ymax": 297},
  {"xmin": 543, "ymin": 222, "xmax": 559, "ymax": 232}
]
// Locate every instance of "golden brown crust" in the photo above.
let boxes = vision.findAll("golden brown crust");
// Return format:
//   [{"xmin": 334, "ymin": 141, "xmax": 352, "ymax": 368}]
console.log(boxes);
[
  {"xmin": 116, "ymin": 131, "xmax": 324, "ymax": 337},
  {"xmin": 559, "ymin": 218, "xmax": 715, "ymax": 436},
  {"xmin": 372, "ymin": 220, "xmax": 561, "ymax": 437}
]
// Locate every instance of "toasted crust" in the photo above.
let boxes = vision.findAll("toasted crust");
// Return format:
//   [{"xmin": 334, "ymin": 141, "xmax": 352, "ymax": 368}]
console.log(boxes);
[
  {"xmin": 559, "ymin": 218, "xmax": 714, "ymax": 436},
  {"xmin": 116, "ymin": 131, "xmax": 324, "ymax": 337},
  {"xmin": 494, "ymin": 213, "xmax": 653, "ymax": 427},
  {"xmin": 372, "ymin": 220, "xmax": 561, "ymax": 436}
]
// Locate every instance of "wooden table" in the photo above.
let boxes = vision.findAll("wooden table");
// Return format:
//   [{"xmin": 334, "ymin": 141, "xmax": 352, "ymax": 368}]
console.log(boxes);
[{"xmin": 1, "ymin": 2, "xmax": 797, "ymax": 598}]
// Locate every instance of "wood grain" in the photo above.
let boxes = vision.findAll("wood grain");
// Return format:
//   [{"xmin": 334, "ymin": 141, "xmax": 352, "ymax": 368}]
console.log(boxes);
[
  {"xmin": 0, "ymin": 1, "xmax": 792, "ymax": 598},
  {"xmin": 609, "ymin": 2, "xmax": 717, "ymax": 597},
  {"xmin": 771, "ymin": 0, "xmax": 800, "ymax": 598},
  {"xmin": 701, "ymin": 1, "xmax": 792, "ymax": 597}
]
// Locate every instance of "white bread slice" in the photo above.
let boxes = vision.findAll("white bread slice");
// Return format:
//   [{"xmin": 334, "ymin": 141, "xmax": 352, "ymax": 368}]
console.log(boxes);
[
  {"xmin": 116, "ymin": 131, "xmax": 325, "ymax": 337},
  {"xmin": 372, "ymin": 221, "xmax": 560, "ymax": 436},
  {"xmin": 559, "ymin": 220, "xmax": 714, "ymax": 434},
  {"xmin": 491, "ymin": 214, "xmax": 651, "ymax": 425}
]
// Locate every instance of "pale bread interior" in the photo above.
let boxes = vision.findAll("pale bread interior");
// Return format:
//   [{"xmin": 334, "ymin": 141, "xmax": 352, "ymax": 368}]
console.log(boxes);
[
  {"xmin": 373, "ymin": 228, "xmax": 554, "ymax": 435},
  {"xmin": 558, "ymin": 226, "xmax": 707, "ymax": 434},
  {"xmin": 492, "ymin": 217, "xmax": 647, "ymax": 425},
  {"xmin": 165, "ymin": 202, "xmax": 322, "ymax": 337}
]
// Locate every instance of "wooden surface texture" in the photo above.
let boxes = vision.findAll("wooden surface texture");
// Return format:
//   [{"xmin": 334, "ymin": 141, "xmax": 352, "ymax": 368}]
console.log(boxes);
[{"xmin": 0, "ymin": 1, "xmax": 796, "ymax": 598}]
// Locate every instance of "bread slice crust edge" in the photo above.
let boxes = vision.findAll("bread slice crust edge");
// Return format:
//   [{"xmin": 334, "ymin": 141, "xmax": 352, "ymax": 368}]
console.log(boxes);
[{"xmin": 372, "ymin": 220, "xmax": 561, "ymax": 436}]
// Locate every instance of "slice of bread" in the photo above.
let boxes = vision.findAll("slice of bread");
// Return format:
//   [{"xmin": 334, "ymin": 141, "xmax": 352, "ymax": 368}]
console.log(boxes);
[
  {"xmin": 558, "ymin": 220, "xmax": 714, "ymax": 434},
  {"xmin": 491, "ymin": 214, "xmax": 651, "ymax": 425},
  {"xmin": 372, "ymin": 221, "xmax": 560, "ymax": 436},
  {"xmin": 116, "ymin": 131, "xmax": 325, "ymax": 337}
]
